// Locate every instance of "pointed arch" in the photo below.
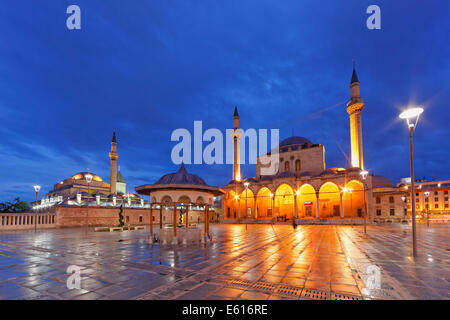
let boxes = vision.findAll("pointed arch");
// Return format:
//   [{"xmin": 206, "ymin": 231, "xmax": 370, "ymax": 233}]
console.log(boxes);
[
  {"xmin": 297, "ymin": 184, "xmax": 317, "ymax": 218},
  {"xmin": 318, "ymin": 182, "xmax": 341, "ymax": 218},
  {"xmin": 343, "ymin": 180, "xmax": 366, "ymax": 218},
  {"xmin": 256, "ymin": 187, "xmax": 273, "ymax": 219},
  {"xmin": 274, "ymin": 184, "xmax": 294, "ymax": 221},
  {"xmin": 239, "ymin": 189, "xmax": 255, "ymax": 219},
  {"xmin": 224, "ymin": 190, "xmax": 237, "ymax": 219}
]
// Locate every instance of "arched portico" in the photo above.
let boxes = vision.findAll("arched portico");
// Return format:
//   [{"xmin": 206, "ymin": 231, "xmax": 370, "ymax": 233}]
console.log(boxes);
[
  {"xmin": 224, "ymin": 190, "xmax": 237, "ymax": 219},
  {"xmin": 239, "ymin": 189, "xmax": 255, "ymax": 219},
  {"xmin": 318, "ymin": 182, "xmax": 341, "ymax": 218},
  {"xmin": 343, "ymin": 180, "xmax": 365, "ymax": 218},
  {"xmin": 256, "ymin": 187, "xmax": 272, "ymax": 219},
  {"xmin": 297, "ymin": 184, "xmax": 317, "ymax": 218},
  {"xmin": 274, "ymin": 184, "xmax": 294, "ymax": 221}
]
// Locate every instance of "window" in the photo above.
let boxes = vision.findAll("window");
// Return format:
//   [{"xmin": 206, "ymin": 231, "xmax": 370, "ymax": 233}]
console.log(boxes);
[
  {"xmin": 390, "ymin": 209, "xmax": 395, "ymax": 216},
  {"xmin": 126, "ymin": 216, "xmax": 130, "ymax": 223},
  {"xmin": 434, "ymin": 191, "xmax": 438, "ymax": 196},
  {"xmin": 389, "ymin": 196, "xmax": 394, "ymax": 203},
  {"xmin": 434, "ymin": 197, "xmax": 438, "ymax": 202},
  {"xmin": 376, "ymin": 197, "xmax": 381, "ymax": 204},
  {"xmin": 285, "ymin": 161, "xmax": 290, "ymax": 172},
  {"xmin": 426, "ymin": 204, "xmax": 429, "ymax": 209},
  {"xmin": 376, "ymin": 209, "xmax": 381, "ymax": 216},
  {"xmin": 445, "ymin": 204, "xmax": 449, "ymax": 208},
  {"xmin": 139, "ymin": 216, "xmax": 143, "ymax": 223},
  {"xmin": 163, "ymin": 216, "xmax": 166, "ymax": 221},
  {"xmin": 425, "ymin": 198, "xmax": 429, "ymax": 202},
  {"xmin": 416, "ymin": 198, "xmax": 419, "ymax": 203},
  {"xmin": 445, "ymin": 197, "xmax": 449, "ymax": 202},
  {"xmin": 444, "ymin": 190, "xmax": 448, "ymax": 195},
  {"xmin": 435, "ymin": 204, "xmax": 439, "ymax": 209},
  {"xmin": 416, "ymin": 193, "xmax": 419, "ymax": 196},
  {"xmin": 295, "ymin": 160, "xmax": 301, "ymax": 171}
]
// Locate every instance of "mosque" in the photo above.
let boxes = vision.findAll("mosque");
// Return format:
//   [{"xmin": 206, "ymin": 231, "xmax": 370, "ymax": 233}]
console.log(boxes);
[{"xmin": 223, "ymin": 66, "xmax": 408, "ymax": 224}]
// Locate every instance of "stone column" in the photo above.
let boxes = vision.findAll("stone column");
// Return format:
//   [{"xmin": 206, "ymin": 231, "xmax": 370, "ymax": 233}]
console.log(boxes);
[
  {"xmin": 294, "ymin": 194, "xmax": 298, "ymax": 219},
  {"xmin": 254, "ymin": 198, "xmax": 258, "ymax": 219},
  {"xmin": 173, "ymin": 204, "xmax": 177, "ymax": 237},
  {"xmin": 237, "ymin": 199, "xmax": 241, "ymax": 221},
  {"xmin": 149, "ymin": 203, "xmax": 153, "ymax": 237},
  {"xmin": 316, "ymin": 191, "xmax": 320, "ymax": 219},
  {"xmin": 159, "ymin": 205, "xmax": 163, "ymax": 229},
  {"xmin": 185, "ymin": 205, "xmax": 189, "ymax": 228},
  {"xmin": 340, "ymin": 193, "xmax": 344, "ymax": 219}
]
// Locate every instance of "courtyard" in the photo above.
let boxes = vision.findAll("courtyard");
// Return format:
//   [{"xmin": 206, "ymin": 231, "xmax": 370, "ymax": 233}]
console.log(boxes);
[{"xmin": 0, "ymin": 224, "xmax": 448, "ymax": 300}]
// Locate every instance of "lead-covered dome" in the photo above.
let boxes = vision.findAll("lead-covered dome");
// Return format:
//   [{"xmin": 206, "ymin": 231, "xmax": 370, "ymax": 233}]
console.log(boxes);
[
  {"xmin": 155, "ymin": 163, "xmax": 207, "ymax": 186},
  {"xmin": 279, "ymin": 136, "xmax": 313, "ymax": 147}
]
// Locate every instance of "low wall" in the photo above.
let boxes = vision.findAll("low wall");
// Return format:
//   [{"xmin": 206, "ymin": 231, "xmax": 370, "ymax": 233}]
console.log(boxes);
[
  {"xmin": 0, "ymin": 213, "xmax": 56, "ymax": 230},
  {"xmin": 55, "ymin": 205, "xmax": 150, "ymax": 228},
  {"xmin": 223, "ymin": 218, "xmax": 373, "ymax": 225}
]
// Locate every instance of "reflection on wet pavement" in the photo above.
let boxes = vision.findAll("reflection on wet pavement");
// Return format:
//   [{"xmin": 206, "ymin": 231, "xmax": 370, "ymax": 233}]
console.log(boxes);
[{"xmin": 0, "ymin": 224, "xmax": 448, "ymax": 300}]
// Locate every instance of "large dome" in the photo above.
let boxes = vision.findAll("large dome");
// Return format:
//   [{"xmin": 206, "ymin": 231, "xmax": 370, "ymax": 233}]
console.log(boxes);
[
  {"xmin": 279, "ymin": 136, "xmax": 312, "ymax": 147},
  {"xmin": 71, "ymin": 172, "xmax": 103, "ymax": 182},
  {"xmin": 155, "ymin": 163, "xmax": 207, "ymax": 186}
]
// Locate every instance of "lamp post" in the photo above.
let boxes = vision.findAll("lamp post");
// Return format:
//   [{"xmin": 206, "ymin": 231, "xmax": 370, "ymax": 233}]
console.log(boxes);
[
  {"xmin": 424, "ymin": 191, "xmax": 430, "ymax": 227},
  {"xmin": 244, "ymin": 182, "xmax": 249, "ymax": 231},
  {"xmin": 85, "ymin": 172, "xmax": 93, "ymax": 234},
  {"xmin": 33, "ymin": 185, "xmax": 41, "ymax": 231},
  {"xmin": 399, "ymin": 107, "xmax": 423, "ymax": 257},
  {"xmin": 360, "ymin": 170, "xmax": 369, "ymax": 234}
]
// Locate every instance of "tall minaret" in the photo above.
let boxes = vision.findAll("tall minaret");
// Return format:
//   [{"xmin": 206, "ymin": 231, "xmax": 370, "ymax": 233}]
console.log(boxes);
[
  {"xmin": 109, "ymin": 130, "xmax": 118, "ymax": 194},
  {"xmin": 230, "ymin": 106, "xmax": 242, "ymax": 181},
  {"xmin": 346, "ymin": 63, "xmax": 365, "ymax": 169}
]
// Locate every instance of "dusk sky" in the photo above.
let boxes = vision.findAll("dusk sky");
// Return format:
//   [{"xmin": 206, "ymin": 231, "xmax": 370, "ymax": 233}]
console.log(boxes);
[{"xmin": 1, "ymin": 0, "xmax": 449, "ymax": 203}]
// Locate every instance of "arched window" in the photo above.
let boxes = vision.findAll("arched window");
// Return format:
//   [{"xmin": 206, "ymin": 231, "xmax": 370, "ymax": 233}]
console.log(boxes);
[
  {"xmin": 295, "ymin": 159, "xmax": 301, "ymax": 171},
  {"xmin": 284, "ymin": 161, "xmax": 290, "ymax": 172}
]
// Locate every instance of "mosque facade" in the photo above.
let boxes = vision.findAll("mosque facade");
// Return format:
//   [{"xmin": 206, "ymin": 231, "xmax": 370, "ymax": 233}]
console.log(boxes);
[{"xmin": 222, "ymin": 66, "xmax": 409, "ymax": 224}]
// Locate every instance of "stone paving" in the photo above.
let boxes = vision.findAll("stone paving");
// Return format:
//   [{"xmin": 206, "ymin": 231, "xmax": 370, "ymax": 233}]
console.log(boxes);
[{"xmin": 0, "ymin": 224, "xmax": 448, "ymax": 300}]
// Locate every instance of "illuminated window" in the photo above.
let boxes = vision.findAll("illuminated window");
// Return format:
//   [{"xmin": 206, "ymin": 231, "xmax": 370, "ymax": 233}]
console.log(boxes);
[
  {"xmin": 295, "ymin": 160, "xmax": 301, "ymax": 171},
  {"xmin": 434, "ymin": 197, "xmax": 438, "ymax": 202},
  {"xmin": 435, "ymin": 204, "xmax": 439, "ymax": 209},
  {"xmin": 284, "ymin": 161, "xmax": 290, "ymax": 172}
]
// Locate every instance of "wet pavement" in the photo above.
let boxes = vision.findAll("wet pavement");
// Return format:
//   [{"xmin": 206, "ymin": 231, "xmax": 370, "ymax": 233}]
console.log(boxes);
[{"xmin": 0, "ymin": 224, "xmax": 448, "ymax": 300}]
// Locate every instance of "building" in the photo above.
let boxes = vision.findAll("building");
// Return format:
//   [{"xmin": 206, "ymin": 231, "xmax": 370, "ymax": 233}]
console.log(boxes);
[
  {"xmin": 223, "ymin": 65, "xmax": 404, "ymax": 224},
  {"xmin": 135, "ymin": 163, "xmax": 224, "ymax": 225}
]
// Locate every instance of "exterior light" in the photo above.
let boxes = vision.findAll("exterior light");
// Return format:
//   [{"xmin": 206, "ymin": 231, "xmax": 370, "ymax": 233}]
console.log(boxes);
[
  {"xmin": 342, "ymin": 187, "xmax": 348, "ymax": 193},
  {"xmin": 424, "ymin": 191, "xmax": 430, "ymax": 198},
  {"xmin": 234, "ymin": 195, "xmax": 239, "ymax": 200},
  {"xmin": 399, "ymin": 106, "xmax": 423, "ymax": 257},
  {"xmin": 401, "ymin": 196, "xmax": 406, "ymax": 202},
  {"xmin": 348, "ymin": 188, "xmax": 353, "ymax": 194},
  {"xmin": 85, "ymin": 173, "xmax": 93, "ymax": 184},
  {"xmin": 243, "ymin": 182, "xmax": 250, "ymax": 189},
  {"xmin": 399, "ymin": 107, "xmax": 424, "ymax": 129},
  {"xmin": 296, "ymin": 190, "xmax": 300, "ymax": 196},
  {"xmin": 360, "ymin": 170, "xmax": 369, "ymax": 180},
  {"xmin": 33, "ymin": 185, "xmax": 41, "ymax": 193},
  {"xmin": 269, "ymin": 193, "xmax": 274, "ymax": 198}
]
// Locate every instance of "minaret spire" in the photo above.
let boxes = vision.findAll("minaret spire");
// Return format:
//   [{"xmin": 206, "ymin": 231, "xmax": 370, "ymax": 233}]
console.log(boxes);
[
  {"xmin": 109, "ymin": 130, "xmax": 119, "ymax": 194},
  {"xmin": 346, "ymin": 62, "xmax": 364, "ymax": 169},
  {"xmin": 231, "ymin": 105, "xmax": 241, "ymax": 181}
]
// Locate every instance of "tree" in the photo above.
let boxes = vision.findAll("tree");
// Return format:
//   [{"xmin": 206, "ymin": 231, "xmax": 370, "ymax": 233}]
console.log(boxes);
[
  {"xmin": 117, "ymin": 204, "xmax": 124, "ymax": 227},
  {"xmin": 0, "ymin": 198, "xmax": 29, "ymax": 213}
]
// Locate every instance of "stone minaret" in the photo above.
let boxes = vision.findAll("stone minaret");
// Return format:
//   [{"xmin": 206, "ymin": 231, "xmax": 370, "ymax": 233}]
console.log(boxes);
[
  {"xmin": 230, "ymin": 106, "xmax": 242, "ymax": 181},
  {"xmin": 109, "ymin": 130, "xmax": 118, "ymax": 194},
  {"xmin": 346, "ymin": 64, "xmax": 365, "ymax": 169}
]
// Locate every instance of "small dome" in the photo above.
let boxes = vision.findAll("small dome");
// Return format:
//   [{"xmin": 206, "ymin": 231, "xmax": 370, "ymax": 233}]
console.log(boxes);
[
  {"xmin": 279, "ymin": 136, "xmax": 313, "ymax": 147},
  {"xmin": 372, "ymin": 176, "xmax": 395, "ymax": 188},
  {"xmin": 71, "ymin": 172, "xmax": 103, "ymax": 182},
  {"xmin": 155, "ymin": 163, "xmax": 207, "ymax": 186}
]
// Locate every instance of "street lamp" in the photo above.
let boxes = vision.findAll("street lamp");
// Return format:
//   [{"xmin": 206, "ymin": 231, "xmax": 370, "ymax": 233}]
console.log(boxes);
[
  {"xmin": 424, "ymin": 191, "xmax": 430, "ymax": 227},
  {"xmin": 399, "ymin": 106, "xmax": 424, "ymax": 257},
  {"xmin": 85, "ymin": 172, "xmax": 93, "ymax": 233},
  {"xmin": 33, "ymin": 185, "xmax": 41, "ymax": 231},
  {"xmin": 244, "ymin": 182, "xmax": 250, "ymax": 231},
  {"xmin": 360, "ymin": 170, "xmax": 369, "ymax": 234}
]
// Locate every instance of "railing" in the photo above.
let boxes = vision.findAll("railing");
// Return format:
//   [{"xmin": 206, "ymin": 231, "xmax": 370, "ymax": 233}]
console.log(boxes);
[{"xmin": 0, "ymin": 213, "xmax": 56, "ymax": 230}]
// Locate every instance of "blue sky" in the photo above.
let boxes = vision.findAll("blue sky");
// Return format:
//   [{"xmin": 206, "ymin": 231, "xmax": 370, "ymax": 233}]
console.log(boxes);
[{"xmin": 1, "ymin": 0, "xmax": 449, "ymax": 202}]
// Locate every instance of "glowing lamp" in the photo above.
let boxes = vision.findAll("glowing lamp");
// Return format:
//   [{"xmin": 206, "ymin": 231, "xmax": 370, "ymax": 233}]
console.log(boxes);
[
  {"xmin": 33, "ymin": 185, "xmax": 41, "ymax": 193},
  {"xmin": 399, "ymin": 107, "xmax": 424, "ymax": 129},
  {"xmin": 360, "ymin": 170, "xmax": 369, "ymax": 180},
  {"xmin": 85, "ymin": 173, "xmax": 93, "ymax": 184}
]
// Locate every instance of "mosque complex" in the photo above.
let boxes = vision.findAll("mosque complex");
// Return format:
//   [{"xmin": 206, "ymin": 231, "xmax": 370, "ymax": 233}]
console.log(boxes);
[{"xmin": 14, "ymin": 65, "xmax": 449, "ymax": 230}]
